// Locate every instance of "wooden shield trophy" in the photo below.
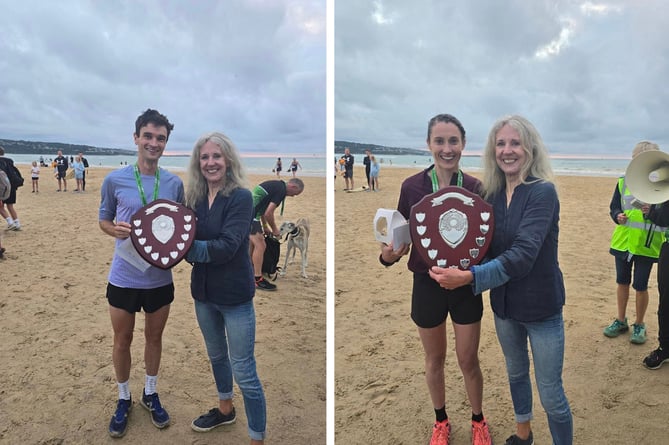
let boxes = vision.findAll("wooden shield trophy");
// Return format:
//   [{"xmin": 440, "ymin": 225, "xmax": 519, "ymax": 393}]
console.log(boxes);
[
  {"xmin": 409, "ymin": 186, "xmax": 494, "ymax": 270},
  {"xmin": 130, "ymin": 199, "xmax": 196, "ymax": 269}
]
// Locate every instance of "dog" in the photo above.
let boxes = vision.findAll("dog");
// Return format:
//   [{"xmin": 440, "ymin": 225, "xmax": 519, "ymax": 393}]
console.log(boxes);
[{"xmin": 278, "ymin": 218, "xmax": 310, "ymax": 278}]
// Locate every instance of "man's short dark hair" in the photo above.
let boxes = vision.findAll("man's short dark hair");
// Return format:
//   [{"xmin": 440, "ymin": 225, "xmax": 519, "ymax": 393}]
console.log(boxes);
[{"xmin": 135, "ymin": 109, "xmax": 174, "ymax": 140}]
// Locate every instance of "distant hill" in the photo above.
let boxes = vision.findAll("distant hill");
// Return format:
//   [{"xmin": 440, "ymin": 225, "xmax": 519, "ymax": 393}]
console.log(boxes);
[
  {"xmin": 335, "ymin": 140, "xmax": 428, "ymax": 156},
  {"xmin": 0, "ymin": 138, "xmax": 136, "ymax": 156}
]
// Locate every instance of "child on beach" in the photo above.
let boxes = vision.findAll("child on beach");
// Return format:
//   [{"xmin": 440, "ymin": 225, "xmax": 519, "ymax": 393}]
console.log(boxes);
[
  {"xmin": 30, "ymin": 161, "xmax": 40, "ymax": 193},
  {"xmin": 369, "ymin": 155, "xmax": 380, "ymax": 191}
]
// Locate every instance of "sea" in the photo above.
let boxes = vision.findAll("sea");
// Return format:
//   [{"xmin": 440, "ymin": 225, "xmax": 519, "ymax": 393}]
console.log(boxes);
[
  {"xmin": 6, "ymin": 153, "xmax": 329, "ymax": 177},
  {"xmin": 6, "ymin": 152, "xmax": 633, "ymax": 178},
  {"xmin": 335, "ymin": 153, "xmax": 633, "ymax": 177}
]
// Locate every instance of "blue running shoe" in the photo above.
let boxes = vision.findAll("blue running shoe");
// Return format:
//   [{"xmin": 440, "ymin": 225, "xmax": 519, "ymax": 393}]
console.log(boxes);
[
  {"xmin": 140, "ymin": 390, "xmax": 170, "ymax": 428},
  {"xmin": 108, "ymin": 398, "xmax": 132, "ymax": 438}
]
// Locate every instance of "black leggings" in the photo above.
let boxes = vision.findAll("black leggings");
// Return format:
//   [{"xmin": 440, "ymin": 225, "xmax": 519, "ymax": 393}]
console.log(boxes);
[{"xmin": 658, "ymin": 243, "xmax": 669, "ymax": 348}]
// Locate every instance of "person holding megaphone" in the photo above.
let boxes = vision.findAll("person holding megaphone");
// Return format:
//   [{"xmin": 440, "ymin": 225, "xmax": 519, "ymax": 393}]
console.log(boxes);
[
  {"xmin": 604, "ymin": 141, "xmax": 667, "ymax": 345},
  {"xmin": 617, "ymin": 141, "xmax": 669, "ymax": 369}
]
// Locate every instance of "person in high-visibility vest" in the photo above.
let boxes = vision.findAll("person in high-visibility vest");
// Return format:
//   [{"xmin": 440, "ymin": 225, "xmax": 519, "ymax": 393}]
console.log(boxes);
[{"xmin": 604, "ymin": 141, "xmax": 666, "ymax": 345}]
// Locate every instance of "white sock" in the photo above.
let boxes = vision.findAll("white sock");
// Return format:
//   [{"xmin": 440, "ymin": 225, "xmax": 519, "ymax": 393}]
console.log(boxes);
[
  {"xmin": 13, "ymin": 219, "xmax": 20, "ymax": 227},
  {"xmin": 145, "ymin": 374, "xmax": 157, "ymax": 395},
  {"xmin": 6, "ymin": 217, "xmax": 13, "ymax": 226},
  {"xmin": 117, "ymin": 380, "xmax": 131, "ymax": 400}
]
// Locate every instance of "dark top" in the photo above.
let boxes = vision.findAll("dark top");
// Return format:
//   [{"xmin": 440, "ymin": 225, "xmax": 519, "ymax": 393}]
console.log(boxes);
[
  {"xmin": 190, "ymin": 187, "xmax": 255, "ymax": 305},
  {"xmin": 341, "ymin": 154, "xmax": 354, "ymax": 172},
  {"xmin": 397, "ymin": 165, "xmax": 482, "ymax": 274},
  {"xmin": 647, "ymin": 202, "xmax": 669, "ymax": 230},
  {"xmin": 488, "ymin": 179, "xmax": 565, "ymax": 321},
  {"xmin": 55, "ymin": 155, "xmax": 68, "ymax": 172},
  {"xmin": 363, "ymin": 155, "xmax": 371, "ymax": 172},
  {"xmin": 253, "ymin": 180, "xmax": 287, "ymax": 219}
]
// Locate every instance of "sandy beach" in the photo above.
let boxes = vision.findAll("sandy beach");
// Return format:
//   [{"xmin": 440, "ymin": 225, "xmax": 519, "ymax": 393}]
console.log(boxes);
[
  {"xmin": 0, "ymin": 167, "xmax": 325, "ymax": 444},
  {"xmin": 335, "ymin": 166, "xmax": 669, "ymax": 444}
]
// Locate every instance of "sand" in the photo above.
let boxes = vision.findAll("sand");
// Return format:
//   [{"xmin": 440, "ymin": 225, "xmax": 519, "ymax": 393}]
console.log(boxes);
[
  {"xmin": 4, "ymin": 163, "xmax": 669, "ymax": 444},
  {"xmin": 0, "ymin": 167, "xmax": 325, "ymax": 444},
  {"xmin": 335, "ymin": 166, "xmax": 669, "ymax": 444}
]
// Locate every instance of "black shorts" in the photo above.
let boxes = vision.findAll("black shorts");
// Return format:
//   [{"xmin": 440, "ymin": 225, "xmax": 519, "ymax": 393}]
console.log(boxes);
[
  {"xmin": 250, "ymin": 219, "xmax": 263, "ymax": 235},
  {"xmin": 106, "ymin": 282, "xmax": 174, "ymax": 313},
  {"xmin": 57, "ymin": 170, "xmax": 67, "ymax": 179},
  {"xmin": 411, "ymin": 272, "xmax": 483, "ymax": 328},
  {"xmin": 2, "ymin": 187, "xmax": 17, "ymax": 204},
  {"xmin": 344, "ymin": 168, "xmax": 353, "ymax": 179}
]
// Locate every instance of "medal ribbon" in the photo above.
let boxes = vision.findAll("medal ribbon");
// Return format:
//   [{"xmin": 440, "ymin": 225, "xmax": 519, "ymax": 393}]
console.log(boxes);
[
  {"xmin": 431, "ymin": 167, "xmax": 463, "ymax": 193},
  {"xmin": 134, "ymin": 163, "xmax": 160, "ymax": 206}
]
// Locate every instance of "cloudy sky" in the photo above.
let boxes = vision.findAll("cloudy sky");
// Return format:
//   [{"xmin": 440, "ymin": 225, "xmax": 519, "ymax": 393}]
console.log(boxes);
[
  {"xmin": 0, "ymin": 0, "xmax": 325, "ymax": 154},
  {"xmin": 335, "ymin": 0, "xmax": 669, "ymax": 157}
]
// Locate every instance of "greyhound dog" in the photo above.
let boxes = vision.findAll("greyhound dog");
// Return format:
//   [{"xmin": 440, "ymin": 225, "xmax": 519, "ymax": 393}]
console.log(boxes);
[{"xmin": 278, "ymin": 217, "xmax": 310, "ymax": 278}]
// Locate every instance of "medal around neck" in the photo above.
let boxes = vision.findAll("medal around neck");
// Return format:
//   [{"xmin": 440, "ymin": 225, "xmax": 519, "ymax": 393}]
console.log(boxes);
[
  {"xmin": 409, "ymin": 186, "xmax": 494, "ymax": 270},
  {"xmin": 130, "ymin": 199, "xmax": 196, "ymax": 269}
]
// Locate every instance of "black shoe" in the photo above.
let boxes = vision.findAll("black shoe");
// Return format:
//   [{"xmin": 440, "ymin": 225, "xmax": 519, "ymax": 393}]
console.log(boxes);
[
  {"xmin": 505, "ymin": 431, "xmax": 533, "ymax": 445},
  {"xmin": 0, "ymin": 247, "xmax": 5, "ymax": 259},
  {"xmin": 108, "ymin": 398, "xmax": 132, "ymax": 438},
  {"xmin": 140, "ymin": 390, "xmax": 170, "ymax": 428},
  {"xmin": 256, "ymin": 278, "xmax": 277, "ymax": 291},
  {"xmin": 643, "ymin": 347, "xmax": 669, "ymax": 369},
  {"xmin": 191, "ymin": 407, "xmax": 236, "ymax": 432}
]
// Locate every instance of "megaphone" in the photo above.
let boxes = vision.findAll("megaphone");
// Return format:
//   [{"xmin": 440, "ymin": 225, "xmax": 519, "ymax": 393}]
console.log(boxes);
[{"xmin": 626, "ymin": 150, "xmax": 669, "ymax": 204}]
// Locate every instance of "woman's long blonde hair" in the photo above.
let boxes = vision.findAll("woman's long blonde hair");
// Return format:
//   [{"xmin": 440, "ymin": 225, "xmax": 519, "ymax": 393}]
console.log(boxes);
[
  {"xmin": 481, "ymin": 115, "xmax": 555, "ymax": 200},
  {"xmin": 185, "ymin": 132, "xmax": 247, "ymax": 208}
]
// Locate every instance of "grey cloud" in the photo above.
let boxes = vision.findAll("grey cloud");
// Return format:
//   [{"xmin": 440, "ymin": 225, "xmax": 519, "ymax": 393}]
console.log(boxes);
[
  {"xmin": 0, "ymin": 0, "xmax": 325, "ymax": 153},
  {"xmin": 336, "ymin": 0, "xmax": 669, "ymax": 155}
]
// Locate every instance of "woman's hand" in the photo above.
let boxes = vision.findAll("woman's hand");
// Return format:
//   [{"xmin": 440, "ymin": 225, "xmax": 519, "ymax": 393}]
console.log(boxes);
[
  {"xmin": 428, "ymin": 266, "xmax": 472, "ymax": 290},
  {"xmin": 616, "ymin": 212, "xmax": 628, "ymax": 224}
]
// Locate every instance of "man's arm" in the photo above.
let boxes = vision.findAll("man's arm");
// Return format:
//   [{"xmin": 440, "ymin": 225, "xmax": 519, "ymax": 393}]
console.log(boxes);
[{"xmin": 263, "ymin": 202, "xmax": 280, "ymax": 236}]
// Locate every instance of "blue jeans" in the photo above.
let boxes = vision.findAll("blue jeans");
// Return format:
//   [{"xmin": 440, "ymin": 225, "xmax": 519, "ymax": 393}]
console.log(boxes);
[
  {"xmin": 494, "ymin": 312, "xmax": 573, "ymax": 445},
  {"xmin": 194, "ymin": 299, "xmax": 266, "ymax": 440}
]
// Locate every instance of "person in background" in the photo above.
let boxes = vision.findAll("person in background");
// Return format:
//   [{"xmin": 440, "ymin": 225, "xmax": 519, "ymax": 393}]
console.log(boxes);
[
  {"xmin": 249, "ymin": 178, "xmax": 304, "ymax": 291},
  {"xmin": 99, "ymin": 109, "xmax": 183, "ymax": 438},
  {"xmin": 31, "ymin": 160, "xmax": 40, "ymax": 193},
  {"xmin": 79, "ymin": 151, "xmax": 90, "ymax": 191},
  {"xmin": 0, "ymin": 146, "xmax": 22, "ymax": 231},
  {"xmin": 430, "ymin": 115, "xmax": 573, "ymax": 445},
  {"xmin": 363, "ymin": 149, "xmax": 372, "ymax": 190},
  {"xmin": 54, "ymin": 150, "xmax": 68, "ymax": 192},
  {"xmin": 369, "ymin": 155, "xmax": 380, "ymax": 191},
  {"xmin": 380, "ymin": 114, "xmax": 492, "ymax": 445},
  {"xmin": 640, "ymin": 176, "xmax": 669, "ymax": 369},
  {"xmin": 184, "ymin": 131, "xmax": 266, "ymax": 444},
  {"xmin": 273, "ymin": 157, "xmax": 282, "ymax": 178},
  {"xmin": 72, "ymin": 155, "xmax": 85, "ymax": 192},
  {"xmin": 340, "ymin": 148, "xmax": 354, "ymax": 190},
  {"xmin": 604, "ymin": 141, "xmax": 665, "ymax": 344},
  {"xmin": 289, "ymin": 157, "xmax": 302, "ymax": 177}
]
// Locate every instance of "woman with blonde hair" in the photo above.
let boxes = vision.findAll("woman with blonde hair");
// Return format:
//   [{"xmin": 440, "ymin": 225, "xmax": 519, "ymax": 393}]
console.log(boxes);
[
  {"xmin": 431, "ymin": 115, "xmax": 573, "ymax": 445},
  {"xmin": 185, "ymin": 132, "xmax": 266, "ymax": 444}
]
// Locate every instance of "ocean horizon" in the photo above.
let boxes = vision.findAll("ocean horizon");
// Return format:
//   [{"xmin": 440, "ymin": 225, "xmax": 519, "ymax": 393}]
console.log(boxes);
[
  {"xmin": 335, "ymin": 152, "xmax": 632, "ymax": 177},
  {"xmin": 7, "ymin": 152, "xmax": 328, "ymax": 177}
]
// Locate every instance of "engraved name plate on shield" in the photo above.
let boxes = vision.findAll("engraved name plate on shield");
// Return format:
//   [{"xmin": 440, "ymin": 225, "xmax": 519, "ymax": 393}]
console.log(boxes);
[
  {"xmin": 409, "ymin": 186, "xmax": 494, "ymax": 270},
  {"xmin": 129, "ymin": 199, "xmax": 196, "ymax": 269}
]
